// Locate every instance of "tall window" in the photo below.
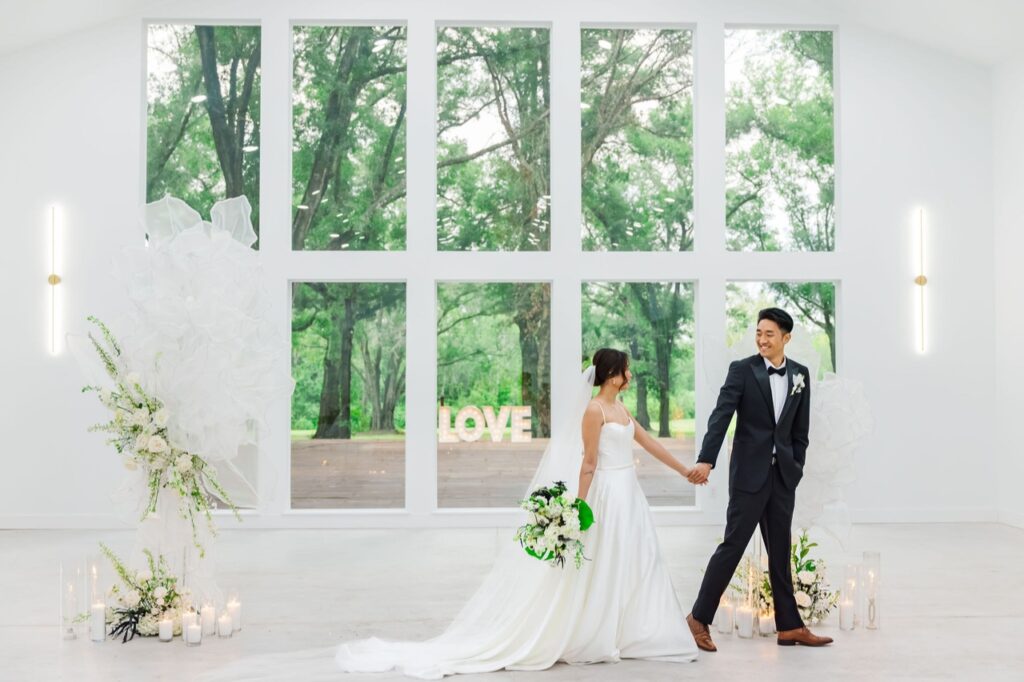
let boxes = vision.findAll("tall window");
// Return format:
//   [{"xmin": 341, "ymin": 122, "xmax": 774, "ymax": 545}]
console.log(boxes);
[
  {"xmin": 725, "ymin": 29, "xmax": 834, "ymax": 251},
  {"xmin": 436, "ymin": 27, "xmax": 551, "ymax": 251},
  {"xmin": 291, "ymin": 283, "xmax": 406, "ymax": 508},
  {"xmin": 583, "ymin": 282, "xmax": 696, "ymax": 506},
  {"xmin": 146, "ymin": 24, "xmax": 262, "ymax": 241},
  {"xmin": 436, "ymin": 282, "xmax": 551, "ymax": 507},
  {"xmin": 581, "ymin": 28, "xmax": 694, "ymax": 251},
  {"xmin": 292, "ymin": 25, "xmax": 407, "ymax": 251}
]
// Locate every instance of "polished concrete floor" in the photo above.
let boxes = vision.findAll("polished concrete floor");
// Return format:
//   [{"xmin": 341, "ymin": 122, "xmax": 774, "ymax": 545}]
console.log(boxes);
[{"xmin": 2, "ymin": 523, "xmax": 1022, "ymax": 681}]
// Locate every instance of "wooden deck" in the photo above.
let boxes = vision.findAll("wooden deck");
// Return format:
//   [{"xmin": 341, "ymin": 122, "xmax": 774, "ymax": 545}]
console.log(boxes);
[{"xmin": 291, "ymin": 438, "xmax": 696, "ymax": 508}]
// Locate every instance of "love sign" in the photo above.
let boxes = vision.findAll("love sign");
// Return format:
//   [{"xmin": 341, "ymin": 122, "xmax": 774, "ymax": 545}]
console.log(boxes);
[{"xmin": 438, "ymin": 406, "xmax": 532, "ymax": 443}]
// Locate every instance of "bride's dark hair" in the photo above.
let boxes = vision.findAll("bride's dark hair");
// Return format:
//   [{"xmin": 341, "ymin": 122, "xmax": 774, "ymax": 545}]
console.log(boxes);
[{"xmin": 591, "ymin": 348, "xmax": 629, "ymax": 387}]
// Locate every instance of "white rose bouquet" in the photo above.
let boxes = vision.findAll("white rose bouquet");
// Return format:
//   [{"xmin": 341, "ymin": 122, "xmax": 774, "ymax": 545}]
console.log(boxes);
[
  {"xmin": 82, "ymin": 316, "xmax": 239, "ymax": 554},
  {"xmin": 100, "ymin": 543, "xmax": 188, "ymax": 642},
  {"xmin": 514, "ymin": 481, "xmax": 595, "ymax": 569}
]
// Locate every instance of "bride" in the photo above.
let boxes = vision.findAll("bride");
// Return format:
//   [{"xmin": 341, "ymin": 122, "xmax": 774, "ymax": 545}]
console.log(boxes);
[{"xmin": 336, "ymin": 348, "xmax": 700, "ymax": 678}]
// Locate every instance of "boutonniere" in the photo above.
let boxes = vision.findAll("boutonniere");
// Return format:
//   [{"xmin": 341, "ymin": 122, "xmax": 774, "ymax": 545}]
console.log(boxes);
[{"xmin": 790, "ymin": 372, "xmax": 805, "ymax": 396}]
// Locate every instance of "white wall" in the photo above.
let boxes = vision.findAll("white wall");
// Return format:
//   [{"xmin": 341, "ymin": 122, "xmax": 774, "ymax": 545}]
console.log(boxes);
[
  {"xmin": 993, "ymin": 55, "xmax": 1024, "ymax": 529},
  {"xmin": 0, "ymin": 0, "xmax": 998, "ymax": 529}
]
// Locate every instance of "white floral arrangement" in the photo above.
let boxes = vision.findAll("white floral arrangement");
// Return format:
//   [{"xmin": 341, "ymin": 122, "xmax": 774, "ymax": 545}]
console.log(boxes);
[
  {"xmin": 100, "ymin": 543, "xmax": 189, "ymax": 642},
  {"xmin": 514, "ymin": 481, "xmax": 595, "ymax": 569},
  {"xmin": 82, "ymin": 316, "xmax": 239, "ymax": 554},
  {"xmin": 729, "ymin": 531, "xmax": 838, "ymax": 625}
]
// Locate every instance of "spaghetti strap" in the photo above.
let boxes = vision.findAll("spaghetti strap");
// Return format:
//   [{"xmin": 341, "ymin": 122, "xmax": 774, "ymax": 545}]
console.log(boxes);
[
  {"xmin": 592, "ymin": 400, "xmax": 608, "ymax": 424},
  {"xmin": 616, "ymin": 401, "xmax": 630, "ymax": 424}
]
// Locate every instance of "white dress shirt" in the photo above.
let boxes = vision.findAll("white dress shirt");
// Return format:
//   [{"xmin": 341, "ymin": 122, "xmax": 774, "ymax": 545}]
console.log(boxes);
[
  {"xmin": 765, "ymin": 357, "xmax": 787, "ymax": 457},
  {"xmin": 764, "ymin": 356, "xmax": 788, "ymax": 423}
]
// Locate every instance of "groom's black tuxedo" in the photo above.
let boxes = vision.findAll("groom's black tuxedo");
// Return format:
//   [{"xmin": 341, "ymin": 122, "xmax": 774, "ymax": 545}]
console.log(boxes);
[
  {"xmin": 696, "ymin": 353, "xmax": 810, "ymax": 493},
  {"xmin": 691, "ymin": 353, "xmax": 810, "ymax": 633}
]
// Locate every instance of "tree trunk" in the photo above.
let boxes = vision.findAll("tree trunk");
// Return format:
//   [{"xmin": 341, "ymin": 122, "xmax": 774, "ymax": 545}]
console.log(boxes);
[
  {"xmin": 513, "ymin": 286, "xmax": 551, "ymax": 438},
  {"xmin": 313, "ymin": 307, "xmax": 343, "ymax": 439},
  {"xmin": 195, "ymin": 26, "xmax": 258, "ymax": 199},
  {"xmin": 628, "ymin": 337, "xmax": 652, "ymax": 430},
  {"xmin": 291, "ymin": 30, "xmax": 367, "ymax": 250}
]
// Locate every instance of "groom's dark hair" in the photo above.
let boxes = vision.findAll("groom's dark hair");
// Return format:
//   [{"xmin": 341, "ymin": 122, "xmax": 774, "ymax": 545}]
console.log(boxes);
[
  {"xmin": 591, "ymin": 348, "xmax": 629, "ymax": 387},
  {"xmin": 758, "ymin": 307, "xmax": 794, "ymax": 334}
]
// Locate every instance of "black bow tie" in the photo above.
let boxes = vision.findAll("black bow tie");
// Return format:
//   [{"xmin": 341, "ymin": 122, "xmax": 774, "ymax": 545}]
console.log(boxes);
[{"xmin": 767, "ymin": 365, "xmax": 787, "ymax": 377}]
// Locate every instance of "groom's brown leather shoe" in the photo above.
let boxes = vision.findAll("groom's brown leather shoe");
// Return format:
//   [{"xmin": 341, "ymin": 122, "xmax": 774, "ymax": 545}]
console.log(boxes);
[
  {"xmin": 686, "ymin": 613, "xmax": 717, "ymax": 652},
  {"xmin": 777, "ymin": 626, "xmax": 833, "ymax": 647}
]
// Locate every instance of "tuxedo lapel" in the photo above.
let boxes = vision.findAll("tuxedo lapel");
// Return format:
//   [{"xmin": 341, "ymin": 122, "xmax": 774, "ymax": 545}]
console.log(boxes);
[
  {"xmin": 750, "ymin": 359, "xmax": 775, "ymax": 423},
  {"xmin": 778, "ymin": 364, "xmax": 799, "ymax": 424}
]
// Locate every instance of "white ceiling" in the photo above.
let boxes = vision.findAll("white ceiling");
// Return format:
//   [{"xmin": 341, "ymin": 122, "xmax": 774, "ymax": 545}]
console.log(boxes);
[{"xmin": 0, "ymin": 0, "xmax": 1022, "ymax": 66}]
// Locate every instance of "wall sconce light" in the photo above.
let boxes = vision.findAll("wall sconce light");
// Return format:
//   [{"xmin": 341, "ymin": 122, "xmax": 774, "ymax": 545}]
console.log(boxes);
[
  {"xmin": 48, "ymin": 205, "xmax": 62, "ymax": 355},
  {"xmin": 913, "ymin": 208, "xmax": 927, "ymax": 354}
]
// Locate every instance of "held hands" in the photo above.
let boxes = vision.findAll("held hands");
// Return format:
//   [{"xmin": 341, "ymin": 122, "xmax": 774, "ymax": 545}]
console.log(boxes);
[{"xmin": 686, "ymin": 462, "xmax": 712, "ymax": 486}]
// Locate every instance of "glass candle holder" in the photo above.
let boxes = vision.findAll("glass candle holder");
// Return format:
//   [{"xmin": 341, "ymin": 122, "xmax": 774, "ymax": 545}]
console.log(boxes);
[
  {"xmin": 758, "ymin": 609, "xmax": 776, "ymax": 636},
  {"xmin": 715, "ymin": 594, "xmax": 735, "ymax": 635},
  {"xmin": 736, "ymin": 603, "xmax": 755, "ymax": 639},
  {"xmin": 843, "ymin": 563, "xmax": 860, "ymax": 627},
  {"xmin": 58, "ymin": 560, "xmax": 83, "ymax": 640},
  {"xmin": 863, "ymin": 551, "xmax": 881, "ymax": 630}
]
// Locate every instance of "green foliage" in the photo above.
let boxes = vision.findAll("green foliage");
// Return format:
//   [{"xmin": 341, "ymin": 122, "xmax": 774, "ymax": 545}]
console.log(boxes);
[
  {"xmin": 291, "ymin": 283, "xmax": 406, "ymax": 436},
  {"xmin": 582, "ymin": 282, "xmax": 695, "ymax": 436},
  {"xmin": 581, "ymin": 29, "xmax": 694, "ymax": 251},
  {"xmin": 146, "ymin": 25, "xmax": 261, "ymax": 239},
  {"xmin": 436, "ymin": 282, "xmax": 550, "ymax": 436},
  {"xmin": 292, "ymin": 26, "xmax": 407, "ymax": 250},
  {"xmin": 437, "ymin": 27, "xmax": 551, "ymax": 251}
]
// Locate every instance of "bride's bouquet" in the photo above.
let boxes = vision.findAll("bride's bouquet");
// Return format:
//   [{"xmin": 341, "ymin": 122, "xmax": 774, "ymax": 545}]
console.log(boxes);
[{"xmin": 514, "ymin": 481, "xmax": 595, "ymax": 568}]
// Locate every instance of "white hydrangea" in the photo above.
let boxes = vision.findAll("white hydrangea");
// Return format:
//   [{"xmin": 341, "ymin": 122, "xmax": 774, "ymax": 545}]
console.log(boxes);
[
  {"xmin": 137, "ymin": 614, "xmax": 159, "ymax": 637},
  {"xmin": 154, "ymin": 586, "xmax": 168, "ymax": 599},
  {"xmin": 797, "ymin": 570, "xmax": 816, "ymax": 585},
  {"xmin": 131, "ymin": 408, "xmax": 150, "ymax": 426},
  {"xmin": 175, "ymin": 454, "xmax": 193, "ymax": 473},
  {"xmin": 794, "ymin": 590, "xmax": 812, "ymax": 608},
  {"xmin": 123, "ymin": 590, "xmax": 141, "ymax": 608}
]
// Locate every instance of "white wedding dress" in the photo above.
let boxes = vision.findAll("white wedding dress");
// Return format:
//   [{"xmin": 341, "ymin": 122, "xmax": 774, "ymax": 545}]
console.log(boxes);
[{"xmin": 336, "ymin": 401, "xmax": 699, "ymax": 678}]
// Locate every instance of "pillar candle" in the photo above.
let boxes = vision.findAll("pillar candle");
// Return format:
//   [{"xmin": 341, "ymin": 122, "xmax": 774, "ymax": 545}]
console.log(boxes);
[
  {"xmin": 715, "ymin": 600, "xmax": 734, "ymax": 635},
  {"xmin": 839, "ymin": 599, "xmax": 854, "ymax": 630},
  {"xmin": 186, "ymin": 622, "xmax": 202, "ymax": 647},
  {"xmin": 89, "ymin": 602, "xmax": 105, "ymax": 642},
  {"xmin": 758, "ymin": 609, "xmax": 776, "ymax": 635},
  {"xmin": 736, "ymin": 606, "xmax": 754, "ymax": 638},
  {"xmin": 158, "ymin": 617, "xmax": 173, "ymax": 642},
  {"xmin": 217, "ymin": 613, "xmax": 233, "ymax": 638},
  {"xmin": 181, "ymin": 611, "xmax": 196, "ymax": 643},
  {"xmin": 227, "ymin": 599, "xmax": 241, "ymax": 631},
  {"xmin": 200, "ymin": 604, "xmax": 216, "ymax": 636}
]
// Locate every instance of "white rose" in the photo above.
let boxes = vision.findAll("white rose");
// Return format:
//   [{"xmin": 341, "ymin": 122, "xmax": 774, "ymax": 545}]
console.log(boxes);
[
  {"xmin": 135, "ymin": 434, "xmax": 149, "ymax": 451},
  {"xmin": 124, "ymin": 590, "xmax": 141, "ymax": 607},
  {"xmin": 157, "ymin": 597, "xmax": 165, "ymax": 606},
  {"xmin": 147, "ymin": 435, "xmax": 168, "ymax": 454},
  {"xmin": 548, "ymin": 503, "xmax": 563, "ymax": 517},
  {"xmin": 175, "ymin": 454, "xmax": 193, "ymax": 473},
  {"xmin": 794, "ymin": 591, "xmax": 812, "ymax": 608},
  {"xmin": 132, "ymin": 409, "xmax": 150, "ymax": 426},
  {"xmin": 153, "ymin": 408, "xmax": 169, "ymax": 428},
  {"xmin": 125, "ymin": 372, "xmax": 141, "ymax": 386},
  {"xmin": 154, "ymin": 586, "xmax": 167, "ymax": 599},
  {"xmin": 798, "ymin": 570, "xmax": 816, "ymax": 585}
]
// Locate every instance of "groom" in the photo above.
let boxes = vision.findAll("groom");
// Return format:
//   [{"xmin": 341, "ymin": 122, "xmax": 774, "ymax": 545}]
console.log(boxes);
[{"xmin": 685, "ymin": 308, "xmax": 832, "ymax": 650}]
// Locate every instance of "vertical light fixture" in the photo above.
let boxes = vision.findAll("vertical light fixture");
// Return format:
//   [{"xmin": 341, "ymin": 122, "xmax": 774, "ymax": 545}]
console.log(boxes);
[
  {"xmin": 913, "ymin": 208, "xmax": 927, "ymax": 354},
  {"xmin": 48, "ymin": 205, "xmax": 63, "ymax": 355}
]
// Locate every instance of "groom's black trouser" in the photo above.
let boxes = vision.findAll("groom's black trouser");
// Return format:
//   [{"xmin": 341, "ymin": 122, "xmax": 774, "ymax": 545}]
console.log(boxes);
[{"xmin": 692, "ymin": 462, "xmax": 804, "ymax": 632}]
